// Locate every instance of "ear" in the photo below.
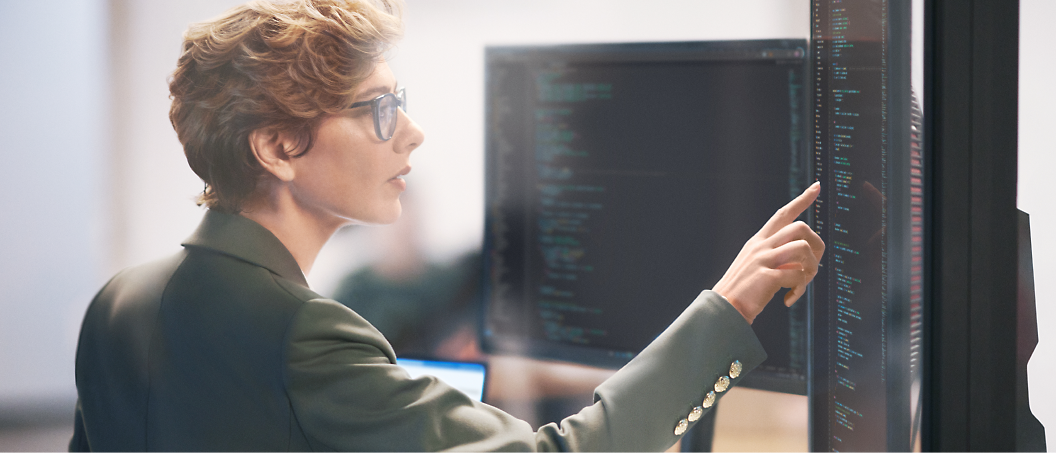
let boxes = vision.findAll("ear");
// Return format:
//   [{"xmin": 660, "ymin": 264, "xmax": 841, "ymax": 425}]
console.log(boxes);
[{"xmin": 248, "ymin": 127, "xmax": 299, "ymax": 182}]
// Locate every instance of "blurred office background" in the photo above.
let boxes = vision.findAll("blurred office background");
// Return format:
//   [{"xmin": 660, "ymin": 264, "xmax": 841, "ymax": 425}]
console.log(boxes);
[{"xmin": 0, "ymin": 0, "xmax": 1052, "ymax": 450}]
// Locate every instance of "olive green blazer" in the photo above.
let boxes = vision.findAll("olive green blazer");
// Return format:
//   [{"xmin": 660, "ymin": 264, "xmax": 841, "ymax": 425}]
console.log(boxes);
[{"xmin": 70, "ymin": 210, "xmax": 765, "ymax": 451}]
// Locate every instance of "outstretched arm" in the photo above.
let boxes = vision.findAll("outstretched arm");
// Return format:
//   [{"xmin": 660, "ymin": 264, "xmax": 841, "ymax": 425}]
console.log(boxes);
[{"xmin": 283, "ymin": 184, "xmax": 825, "ymax": 451}]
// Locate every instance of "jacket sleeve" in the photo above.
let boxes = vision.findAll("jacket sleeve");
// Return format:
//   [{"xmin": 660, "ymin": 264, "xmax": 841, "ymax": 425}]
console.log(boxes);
[{"xmin": 283, "ymin": 290, "xmax": 766, "ymax": 452}]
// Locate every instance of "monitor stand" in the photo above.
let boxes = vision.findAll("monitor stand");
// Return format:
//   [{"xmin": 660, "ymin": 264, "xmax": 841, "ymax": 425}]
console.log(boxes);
[
  {"xmin": 680, "ymin": 401, "xmax": 718, "ymax": 452},
  {"xmin": 1016, "ymin": 209, "xmax": 1046, "ymax": 451}
]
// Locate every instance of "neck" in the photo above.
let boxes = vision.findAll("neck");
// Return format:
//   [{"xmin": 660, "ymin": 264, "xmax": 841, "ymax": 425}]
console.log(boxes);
[{"xmin": 239, "ymin": 186, "xmax": 344, "ymax": 278}]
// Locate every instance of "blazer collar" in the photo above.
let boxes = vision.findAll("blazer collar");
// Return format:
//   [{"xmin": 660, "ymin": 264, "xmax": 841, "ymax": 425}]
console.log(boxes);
[{"xmin": 181, "ymin": 210, "xmax": 309, "ymax": 287}]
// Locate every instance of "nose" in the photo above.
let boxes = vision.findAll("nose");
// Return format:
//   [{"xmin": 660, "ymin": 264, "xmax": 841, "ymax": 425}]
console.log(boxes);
[{"xmin": 393, "ymin": 107, "xmax": 424, "ymax": 154}]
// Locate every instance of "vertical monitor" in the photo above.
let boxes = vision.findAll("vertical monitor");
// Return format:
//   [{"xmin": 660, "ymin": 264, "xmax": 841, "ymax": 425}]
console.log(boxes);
[
  {"xmin": 481, "ymin": 40, "xmax": 811, "ymax": 395},
  {"xmin": 810, "ymin": 0, "xmax": 924, "ymax": 450}
]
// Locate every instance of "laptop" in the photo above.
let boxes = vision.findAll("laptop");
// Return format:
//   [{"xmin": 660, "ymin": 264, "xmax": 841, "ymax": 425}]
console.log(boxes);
[{"xmin": 395, "ymin": 357, "xmax": 488, "ymax": 403}]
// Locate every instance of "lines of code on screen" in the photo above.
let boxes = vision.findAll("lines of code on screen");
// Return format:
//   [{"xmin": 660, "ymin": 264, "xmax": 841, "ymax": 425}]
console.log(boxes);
[
  {"xmin": 813, "ymin": 0, "xmax": 893, "ymax": 450},
  {"xmin": 812, "ymin": 0, "xmax": 924, "ymax": 448},
  {"xmin": 482, "ymin": 42, "xmax": 811, "ymax": 391}
]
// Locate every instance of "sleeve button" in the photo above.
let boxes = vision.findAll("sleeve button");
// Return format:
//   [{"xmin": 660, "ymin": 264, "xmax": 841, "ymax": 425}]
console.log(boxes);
[
  {"xmin": 688, "ymin": 406, "xmax": 704, "ymax": 422},
  {"xmin": 703, "ymin": 391, "xmax": 716, "ymax": 408},
  {"xmin": 714, "ymin": 375, "xmax": 730, "ymax": 393},
  {"xmin": 730, "ymin": 360, "xmax": 743, "ymax": 379},
  {"xmin": 674, "ymin": 418, "xmax": 689, "ymax": 436}
]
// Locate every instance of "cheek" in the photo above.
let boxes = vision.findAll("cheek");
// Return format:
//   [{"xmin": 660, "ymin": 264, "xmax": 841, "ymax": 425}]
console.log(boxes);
[
  {"xmin": 339, "ymin": 152, "xmax": 391, "ymax": 199},
  {"xmin": 313, "ymin": 123, "xmax": 378, "ymax": 187},
  {"xmin": 297, "ymin": 119, "xmax": 403, "ymax": 222}
]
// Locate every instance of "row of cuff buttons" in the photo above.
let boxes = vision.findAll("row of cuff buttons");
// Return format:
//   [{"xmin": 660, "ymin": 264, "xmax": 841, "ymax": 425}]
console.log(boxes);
[{"xmin": 674, "ymin": 360, "xmax": 742, "ymax": 436}]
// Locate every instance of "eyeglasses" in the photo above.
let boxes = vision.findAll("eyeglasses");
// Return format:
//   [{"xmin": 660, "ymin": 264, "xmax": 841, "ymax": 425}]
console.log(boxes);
[{"xmin": 349, "ymin": 87, "xmax": 406, "ymax": 141}]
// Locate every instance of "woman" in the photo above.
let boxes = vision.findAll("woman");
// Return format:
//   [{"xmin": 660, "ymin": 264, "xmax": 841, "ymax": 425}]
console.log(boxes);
[{"xmin": 70, "ymin": 0, "xmax": 824, "ymax": 450}]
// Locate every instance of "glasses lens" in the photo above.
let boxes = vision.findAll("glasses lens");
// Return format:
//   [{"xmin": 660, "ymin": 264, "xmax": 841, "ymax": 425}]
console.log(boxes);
[{"xmin": 377, "ymin": 94, "xmax": 398, "ymax": 141}]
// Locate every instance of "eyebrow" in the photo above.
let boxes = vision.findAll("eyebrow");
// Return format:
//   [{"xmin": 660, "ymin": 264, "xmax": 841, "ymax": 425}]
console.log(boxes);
[{"xmin": 352, "ymin": 81, "xmax": 398, "ymax": 104}]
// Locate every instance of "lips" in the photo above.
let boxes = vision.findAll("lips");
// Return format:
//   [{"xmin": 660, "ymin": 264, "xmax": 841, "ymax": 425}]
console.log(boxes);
[{"xmin": 389, "ymin": 166, "xmax": 411, "ymax": 191}]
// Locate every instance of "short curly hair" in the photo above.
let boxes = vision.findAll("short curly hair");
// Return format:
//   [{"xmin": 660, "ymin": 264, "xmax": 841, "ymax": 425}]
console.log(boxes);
[{"xmin": 169, "ymin": 0, "xmax": 403, "ymax": 213}]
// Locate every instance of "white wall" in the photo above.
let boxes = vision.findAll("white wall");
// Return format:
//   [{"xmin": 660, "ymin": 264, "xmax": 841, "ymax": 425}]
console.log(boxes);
[
  {"xmin": 0, "ymin": 0, "xmax": 109, "ymax": 409},
  {"xmin": 1019, "ymin": 0, "xmax": 1056, "ymax": 447},
  {"xmin": 106, "ymin": 0, "xmax": 245, "ymax": 276}
]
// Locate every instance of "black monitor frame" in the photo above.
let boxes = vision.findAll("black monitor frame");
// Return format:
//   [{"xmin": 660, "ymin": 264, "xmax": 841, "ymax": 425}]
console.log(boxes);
[
  {"xmin": 922, "ymin": 0, "xmax": 1020, "ymax": 450},
  {"xmin": 479, "ymin": 40, "xmax": 812, "ymax": 396}
]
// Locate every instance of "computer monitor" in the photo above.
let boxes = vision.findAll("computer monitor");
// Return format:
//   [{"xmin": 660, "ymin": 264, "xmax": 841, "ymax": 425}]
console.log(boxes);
[
  {"xmin": 481, "ymin": 40, "xmax": 811, "ymax": 395},
  {"xmin": 808, "ymin": 0, "xmax": 923, "ymax": 450}
]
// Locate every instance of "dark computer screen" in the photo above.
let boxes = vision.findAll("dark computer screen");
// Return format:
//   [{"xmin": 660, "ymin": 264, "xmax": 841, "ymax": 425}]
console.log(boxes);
[
  {"xmin": 809, "ymin": 0, "xmax": 923, "ymax": 450},
  {"xmin": 481, "ymin": 40, "xmax": 811, "ymax": 394}
]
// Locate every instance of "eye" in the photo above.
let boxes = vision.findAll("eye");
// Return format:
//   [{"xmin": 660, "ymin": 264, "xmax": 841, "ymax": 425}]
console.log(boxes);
[
  {"xmin": 379, "ymin": 98, "xmax": 396, "ymax": 119},
  {"xmin": 346, "ymin": 104, "xmax": 371, "ymax": 118}
]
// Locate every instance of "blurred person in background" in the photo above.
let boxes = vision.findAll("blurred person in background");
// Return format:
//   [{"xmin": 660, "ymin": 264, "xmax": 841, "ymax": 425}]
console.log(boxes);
[
  {"xmin": 331, "ymin": 191, "xmax": 483, "ymax": 361},
  {"xmin": 69, "ymin": 0, "xmax": 824, "ymax": 450},
  {"xmin": 329, "ymin": 195, "xmax": 607, "ymax": 429}
]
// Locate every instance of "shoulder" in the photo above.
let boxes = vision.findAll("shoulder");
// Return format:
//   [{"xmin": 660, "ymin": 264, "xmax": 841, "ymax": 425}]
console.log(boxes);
[
  {"xmin": 79, "ymin": 247, "xmax": 326, "ymax": 363},
  {"xmin": 283, "ymin": 297, "xmax": 396, "ymax": 365},
  {"xmin": 93, "ymin": 252, "xmax": 188, "ymax": 311},
  {"xmin": 79, "ymin": 252, "xmax": 189, "ymax": 348},
  {"xmin": 175, "ymin": 247, "xmax": 319, "ymax": 305}
]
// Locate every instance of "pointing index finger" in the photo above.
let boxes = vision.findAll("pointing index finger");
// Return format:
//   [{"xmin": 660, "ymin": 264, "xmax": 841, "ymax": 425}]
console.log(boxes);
[{"xmin": 759, "ymin": 181, "xmax": 820, "ymax": 238}]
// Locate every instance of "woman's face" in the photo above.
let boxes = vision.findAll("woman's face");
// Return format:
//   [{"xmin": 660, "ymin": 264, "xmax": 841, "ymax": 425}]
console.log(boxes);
[{"xmin": 287, "ymin": 61, "xmax": 425, "ymax": 226}]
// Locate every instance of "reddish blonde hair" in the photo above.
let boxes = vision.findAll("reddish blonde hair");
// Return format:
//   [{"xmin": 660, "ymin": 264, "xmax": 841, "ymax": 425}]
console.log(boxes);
[{"xmin": 169, "ymin": 0, "xmax": 403, "ymax": 212}]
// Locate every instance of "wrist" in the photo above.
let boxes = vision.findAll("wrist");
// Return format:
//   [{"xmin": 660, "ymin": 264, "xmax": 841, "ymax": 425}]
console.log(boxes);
[{"xmin": 712, "ymin": 289, "xmax": 754, "ymax": 325}]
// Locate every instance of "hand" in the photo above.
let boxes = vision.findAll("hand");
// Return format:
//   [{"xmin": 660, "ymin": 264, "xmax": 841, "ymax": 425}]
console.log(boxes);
[{"xmin": 712, "ymin": 182, "xmax": 825, "ymax": 324}]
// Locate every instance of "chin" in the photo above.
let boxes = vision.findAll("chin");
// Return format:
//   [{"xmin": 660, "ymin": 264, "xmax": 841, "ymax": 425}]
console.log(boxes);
[
  {"xmin": 349, "ymin": 202, "xmax": 402, "ymax": 226},
  {"xmin": 377, "ymin": 209, "xmax": 402, "ymax": 225},
  {"xmin": 380, "ymin": 199, "xmax": 403, "ymax": 224}
]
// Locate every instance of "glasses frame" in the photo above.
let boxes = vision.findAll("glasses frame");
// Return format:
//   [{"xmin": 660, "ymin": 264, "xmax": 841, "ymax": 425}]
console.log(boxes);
[{"xmin": 349, "ymin": 87, "xmax": 406, "ymax": 142}]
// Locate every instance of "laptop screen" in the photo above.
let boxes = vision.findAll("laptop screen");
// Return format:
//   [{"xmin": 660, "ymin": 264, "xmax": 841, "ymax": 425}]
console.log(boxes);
[{"xmin": 396, "ymin": 358, "xmax": 488, "ymax": 402}]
